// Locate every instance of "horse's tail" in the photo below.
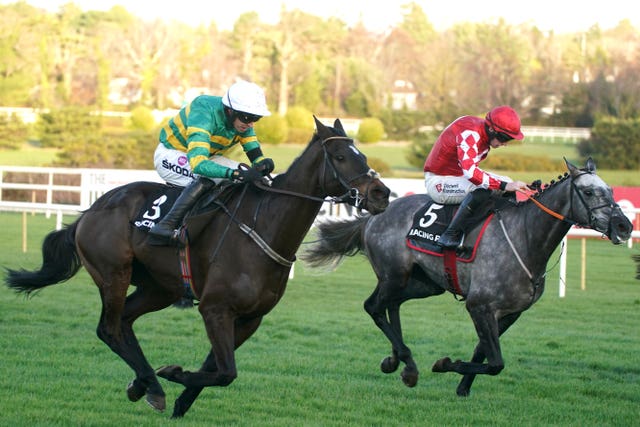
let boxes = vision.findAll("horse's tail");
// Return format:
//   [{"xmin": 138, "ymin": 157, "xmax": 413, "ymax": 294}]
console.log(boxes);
[
  {"xmin": 634, "ymin": 254, "xmax": 640, "ymax": 280},
  {"xmin": 5, "ymin": 220, "xmax": 82, "ymax": 296},
  {"xmin": 301, "ymin": 215, "xmax": 371, "ymax": 268}
]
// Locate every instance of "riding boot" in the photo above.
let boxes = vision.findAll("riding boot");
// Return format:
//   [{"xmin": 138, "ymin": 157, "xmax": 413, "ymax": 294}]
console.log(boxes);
[
  {"xmin": 438, "ymin": 189, "xmax": 491, "ymax": 249},
  {"xmin": 148, "ymin": 178, "xmax": 215, "ymax": 244}
]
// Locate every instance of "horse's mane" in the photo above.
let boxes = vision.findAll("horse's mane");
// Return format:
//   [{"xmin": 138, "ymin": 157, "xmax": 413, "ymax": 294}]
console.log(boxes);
[
  {"xmin": 515, "ymin": 171, "xmax": 571, "ymax": 206},
  {"xmin": 273, "ymin": 124, "xmax": 347, "ymax": 187},
  {"xmin": 272, "ymin": 132, "xmax": 321, "ymax": 187}
]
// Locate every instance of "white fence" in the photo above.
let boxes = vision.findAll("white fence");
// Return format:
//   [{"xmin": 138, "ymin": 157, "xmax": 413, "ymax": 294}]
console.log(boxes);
[
  {"xmin": 1, "ymin": 166, "xmax": 638, "ymax": 295},
  {"xmin": 0, "ymin": 165, "xmax": 162, "ymax": 214}
]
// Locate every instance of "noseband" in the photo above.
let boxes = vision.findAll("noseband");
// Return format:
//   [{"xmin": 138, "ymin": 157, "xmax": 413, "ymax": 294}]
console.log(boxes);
[{"xmin": 568, "ymin": 172, "xmax": 618, "ymax": 228}]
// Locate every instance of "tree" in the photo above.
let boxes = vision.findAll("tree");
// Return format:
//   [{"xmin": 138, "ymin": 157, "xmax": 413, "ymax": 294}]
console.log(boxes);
[
  {"xmin": 38, "ymin": 106, "xmax": 101, "ymax": 149},
  {"xmin": 267, "ymin": 8, "xmax": 326, "ymax": 115},
  {"xmin": 0, "ymin": 113, "xmax": 29, "ymax": 149},
  {"xmin": 451, "ymin": 20, "xmax": 532, "ymax": 113},
  {"xmin": 0, "ymin": 2, "xmax": 46, "ymax": 106},
  {"xmin": 578, "ymin": 117, "xmax": 640, "ymax": 169}
]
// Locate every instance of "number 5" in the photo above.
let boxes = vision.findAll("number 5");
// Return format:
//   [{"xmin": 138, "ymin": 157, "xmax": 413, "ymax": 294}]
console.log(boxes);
[{"xmin": 419, "ymin": 203, "xmax": 444, "ymax": 228}]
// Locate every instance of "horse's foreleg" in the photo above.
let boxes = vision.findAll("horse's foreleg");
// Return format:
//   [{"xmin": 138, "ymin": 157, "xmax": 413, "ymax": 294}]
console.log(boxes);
[
  {"xmin": 455, "ymin": 311, "xmax": 522, "ymax": 396},
  {"xmin": 387, "ymin": 306, "xmax": 419, "ymax": 387},
  {"xmin": 364, "ymin": 286, "xmax": 414, "ymax": 384},
  {"xmin": 170, "ymin": 351, "xmax": 217, "ymax": 418},
  {"xmin": 432, "ymin": 304, "xmax": 504, "ymax": 376},
  {"xmin": 170, "ymin": 316, "xmax": 263, "ymax": 418}
]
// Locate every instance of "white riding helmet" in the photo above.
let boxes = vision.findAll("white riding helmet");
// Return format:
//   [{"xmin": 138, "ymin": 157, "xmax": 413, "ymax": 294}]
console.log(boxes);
[{"xmin": 222, "ymin": 80, "xmax": 271, "ymax": 117}]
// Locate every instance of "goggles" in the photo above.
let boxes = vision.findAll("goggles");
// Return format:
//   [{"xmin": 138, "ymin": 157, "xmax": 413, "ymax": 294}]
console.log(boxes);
[
  {"xmin": 235, "ymin": 111, "xmax": 261, "ymax": 124},
  {"xmin": 495, "ymin": 132, "xmax": 513, "ymax": 143}
]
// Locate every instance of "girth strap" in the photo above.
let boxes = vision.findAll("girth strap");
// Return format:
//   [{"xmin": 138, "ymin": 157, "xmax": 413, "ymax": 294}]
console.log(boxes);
[
  {"xmin": 178, "ymin": 227, "xmax": 197, "ymax": 299},
  {"xmin": 443, "ymin": 249, "xmax": 465, "ymax": 299}
]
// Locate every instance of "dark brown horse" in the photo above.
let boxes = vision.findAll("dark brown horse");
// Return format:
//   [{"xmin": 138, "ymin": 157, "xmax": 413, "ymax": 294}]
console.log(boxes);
[
  {"xmin": 4, "ymin": 117, "xmax": 390, "ymax": 418},
  {"xmin": 302, "ymin": 158, "xmax": 632, "ymax": 396}
]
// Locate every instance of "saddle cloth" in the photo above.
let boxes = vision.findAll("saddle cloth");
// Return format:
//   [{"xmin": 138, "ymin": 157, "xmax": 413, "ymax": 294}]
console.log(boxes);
[
  {"xmin": 132, "ymin": 181, "xmax": 239, "ymax": 232},
  {"xmin": 405, "ymin": 200, "xmax": 493, "ymax": 262},
  {"xmin": 133, "ymin": 187, "xmax": 182, "ymax": 231}
]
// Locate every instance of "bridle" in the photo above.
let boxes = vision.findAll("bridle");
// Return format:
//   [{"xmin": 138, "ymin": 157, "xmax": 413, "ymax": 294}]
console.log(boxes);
[
  {"xmin": 254, "ymin": 135, "xmax": 380, "ymax": 210},
  {"xmin": 520, "ymin": 170, "xmax": 617, "ymax": 229}
]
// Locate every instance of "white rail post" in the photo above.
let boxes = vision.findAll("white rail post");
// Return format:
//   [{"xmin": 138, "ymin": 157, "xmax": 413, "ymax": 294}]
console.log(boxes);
[{"xmin": 559, "ymin": 236, "xmax": 567, "ymax": 297}]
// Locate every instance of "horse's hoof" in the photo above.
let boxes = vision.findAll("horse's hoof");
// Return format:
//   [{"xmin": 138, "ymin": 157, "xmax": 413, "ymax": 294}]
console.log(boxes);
[
  {"xmin": 380, "ymin": 356, "xmax": 400, "ymax": 374},
  {"xmin": 432, "ymin": 357, "xmax": 452, "ymax": 373},
  {"xmin": 126, "ymin": 380, "xmax": 146, "ymax": 402},
  {"xmin": 400, "ymin": 367, "xmax": 419, "ymax": 387},
  {"xmin": 146, "ymin": 393, "xmax": 166, "ymax": 412},
  {"xmin": 456, "ymin": 386, "xmax": 471, "ymax": 397},
  {"xmin": 156, "ymin": 365, "xmax": 183, "ymax": 381}
]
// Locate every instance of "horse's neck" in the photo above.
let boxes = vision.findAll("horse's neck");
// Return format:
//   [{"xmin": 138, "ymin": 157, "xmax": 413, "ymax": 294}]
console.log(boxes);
[
  {"xmin": 511, "ymin": 181, "xmax": 574, "ymax": 263},
  {"xmin": 260, "ymin": 150, "xmax": 326, "ymax": 255}
]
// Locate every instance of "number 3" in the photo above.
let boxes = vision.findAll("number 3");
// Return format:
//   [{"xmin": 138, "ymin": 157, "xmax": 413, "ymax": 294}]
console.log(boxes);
[{"xmin": 142, "ymin": 195, "xmax": 168, "ymax": 220}]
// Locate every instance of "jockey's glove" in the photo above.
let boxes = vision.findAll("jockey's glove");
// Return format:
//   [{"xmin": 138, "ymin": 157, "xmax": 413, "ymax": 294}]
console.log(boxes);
[
  {"xmin": 231, "ymin": 167, "xmax": 263, "ymax": 183},
  {"xmin": 254, "ymin": 157, "xmax": 275, "ymax": 175}
]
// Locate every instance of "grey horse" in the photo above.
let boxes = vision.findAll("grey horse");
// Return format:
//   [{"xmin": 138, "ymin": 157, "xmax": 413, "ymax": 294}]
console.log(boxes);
[{"xmin": 302, "ymin": 158, "xmax": 632, "ymax": 396}]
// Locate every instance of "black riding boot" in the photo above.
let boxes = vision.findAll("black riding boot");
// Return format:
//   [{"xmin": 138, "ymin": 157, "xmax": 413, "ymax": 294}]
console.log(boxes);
[
  {"xmin": 148, "ymin": 178, "xmax": 215, "ymax": 243},
  {"xmin": 438, "ymin": 189, "xmax": 491, "ymax": 249}
]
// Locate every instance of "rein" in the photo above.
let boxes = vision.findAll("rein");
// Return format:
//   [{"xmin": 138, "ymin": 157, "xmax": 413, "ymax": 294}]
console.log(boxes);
[
  {"xmin": 208, "ymin": 134, "xmax": 377, "ymax": 267},
  {"xmin": 519, "ymin": 191, "xmax": 570, "ymax": 223},
  {"xmin": 253, "ymin": 135, "xmax": 379, "ymax": 210}
]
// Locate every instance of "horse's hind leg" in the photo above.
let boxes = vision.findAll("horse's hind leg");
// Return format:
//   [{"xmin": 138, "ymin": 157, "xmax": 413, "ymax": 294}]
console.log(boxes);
[
  {"xmin": 364, "ymin": 286, "xmax": 410, "ymax": 375},
  {"xmin": 91, "ymin": 270, "xmax": 175, "ymax": 412},
  {"xmin": 119, "ymin": 285, "xmax": 179, "ymax": 409},
  {"xmin": 456, "ymin": 312, "xmax": 522, "ymax": 396},
  {"xmin": 365, "ymin": 268, "xmax": 446, "ymax": 388}
]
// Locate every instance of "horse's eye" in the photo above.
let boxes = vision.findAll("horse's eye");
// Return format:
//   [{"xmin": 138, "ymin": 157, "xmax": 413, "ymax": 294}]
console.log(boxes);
[
  {"xmin": 335, "ymin": 155, "xmax": 345, "ymax": 161},
  {"xmin": 584, "ymin": 189, "xmax": 593, "ymax": 197}
]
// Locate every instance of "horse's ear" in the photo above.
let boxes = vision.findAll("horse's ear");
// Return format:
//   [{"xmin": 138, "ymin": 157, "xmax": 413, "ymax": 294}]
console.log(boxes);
[
  {"xmin": 313, "ymin": 115, "xmax": 325, "ymax": 133},
  {"xmin": 585, "ymin": 157, "xmax": 596, "ymax": 173},
  {"xmin": 564, "ymin": 156, "xmax": 578, "ymax": 175},
  {"xmin": 333, "ymin": 118, "xmax": 346, "ymax": 136}
]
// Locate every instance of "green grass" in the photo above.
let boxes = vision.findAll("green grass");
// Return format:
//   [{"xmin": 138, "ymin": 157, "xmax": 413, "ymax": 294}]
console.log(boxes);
[
  {"xmin": 0, "ymin": 212, "xmax": 639, "ymax": 426},
  {"xmin": 0, "ymin": 143, "xmax": 60, "ymax": 166}
]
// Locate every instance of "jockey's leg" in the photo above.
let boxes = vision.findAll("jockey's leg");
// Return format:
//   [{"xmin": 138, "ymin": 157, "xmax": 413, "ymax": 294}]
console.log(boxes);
[
  {"xmin": 438, "ymin": 188, "xmax": 491, "ymax": 249},
  {"xmin": 148, "ymin": 178, "xmax": 215, "ymax": 243}
]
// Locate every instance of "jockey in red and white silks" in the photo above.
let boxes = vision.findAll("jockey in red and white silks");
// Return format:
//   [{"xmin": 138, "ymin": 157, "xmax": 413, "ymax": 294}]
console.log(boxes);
[{"xmin": 423, "ymin": 107, "xmax": 527, "ymax": 204}]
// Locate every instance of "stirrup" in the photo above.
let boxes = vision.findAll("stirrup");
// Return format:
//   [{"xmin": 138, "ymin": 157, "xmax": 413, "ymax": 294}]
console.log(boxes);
[
  {"xmin": 437, "ymin": 232, "xmax": 463, "ymax": 249},
  {"xmin": 148, "ymin": 227, "xmax": 183, "ymax": 246}
]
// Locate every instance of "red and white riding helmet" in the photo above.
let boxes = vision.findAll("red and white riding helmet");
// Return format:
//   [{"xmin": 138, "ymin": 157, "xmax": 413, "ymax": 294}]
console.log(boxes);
[{"xmin": 485, "ymin": 106, "xmax": 524, "ymax": 140}]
